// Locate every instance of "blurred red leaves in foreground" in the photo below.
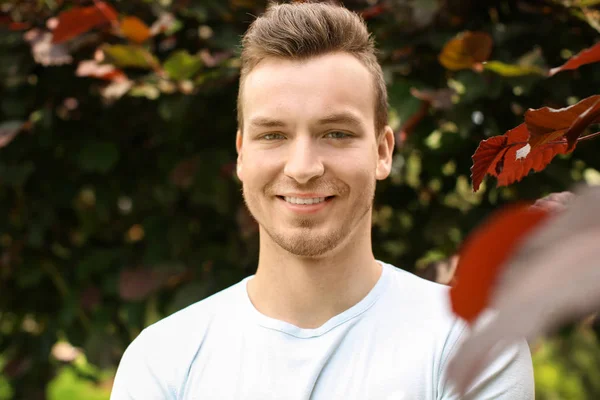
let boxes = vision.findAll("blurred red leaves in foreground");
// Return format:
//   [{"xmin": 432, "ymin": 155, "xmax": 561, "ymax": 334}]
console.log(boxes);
[
  {"xmin": 52, "ymin": 1, "xmax": 118, "ymax": 43},
  {"xmin": 450, "ymin": 205, "xmax": 550, "ymax": 323},
  {"xmin": 438, "ymin": 31, "xmax": 493, "ymax": 71},
  {"xmin": 471, "ymin": 94, "xmax": 600, "ymax": 191},
  {"xmin": 549, "ymin": 41, "xmax": 600, "ymax": 76}
]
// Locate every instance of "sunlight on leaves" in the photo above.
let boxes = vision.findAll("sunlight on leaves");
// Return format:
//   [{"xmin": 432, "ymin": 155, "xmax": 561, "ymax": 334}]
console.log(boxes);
[{"xmin": 483, "ymin": 61, "xmax": 546, "ymax": 77}]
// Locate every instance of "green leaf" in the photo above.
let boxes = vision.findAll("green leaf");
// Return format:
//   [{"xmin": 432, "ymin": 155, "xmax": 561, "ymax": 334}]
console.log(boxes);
[
  {"xmin": 0, "ymin": 356, "xmax": 14, "ymax": 400},
  {"xmin": 102, "ymin": 45, "xmax": 158, "ymax": 70},
  {"xmin": 129, "ymin": 83, "xmax": 160, "ymax": 100},
  {"xmin": 163, "ymin": 50, "xmax": 203, "ymax": 81},
  {"xmin": 77, "ymin": 141, "xmax": 119, "ymax": 173},
  {"xmin": 483, "ymin": 61, "xmax": 547, "ymax": 77},
  {"xmin": 47, "ymin": 367, "xmax": 110, "ymax": 400}
]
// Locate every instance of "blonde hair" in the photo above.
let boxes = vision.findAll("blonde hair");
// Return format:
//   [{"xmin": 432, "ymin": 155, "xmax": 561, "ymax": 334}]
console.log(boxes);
[{"xmin": 237, "ymin": 2, "xmax": 388, "ymax": 134}]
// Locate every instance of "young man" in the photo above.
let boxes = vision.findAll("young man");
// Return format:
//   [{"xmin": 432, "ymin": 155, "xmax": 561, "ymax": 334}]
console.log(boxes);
[{"xmin": 111, "ymin": 3, "xmax": 534, "ymax": 399}]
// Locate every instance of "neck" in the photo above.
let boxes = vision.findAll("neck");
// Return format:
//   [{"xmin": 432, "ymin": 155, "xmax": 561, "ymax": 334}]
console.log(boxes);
[{"xmin": 247, "ymin": 217, "xmax": 382, "ymax": 329}]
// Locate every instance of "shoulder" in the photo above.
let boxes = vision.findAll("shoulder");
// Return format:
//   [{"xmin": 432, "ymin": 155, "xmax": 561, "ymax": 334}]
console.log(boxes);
[
  {"xmin": 111, "ymin": 278, "xmax": 249, "ymax": 399},
  {"xmin": 137, "ymin": 277, "xmax": 248, "ymax": 358},
  {"xmin": 379, "ymin": 262, "xmax": 468, "ymax": 365},
  {"xmin": 383, "ymin": 262, "xmax": 458, "ymax": 325},
  {"xmin": 145, "ymin": 278, "xmax": 246, "ymax": 338},
  {"xmin": 380, "ymin": 263, "xmax": 533, "ymax": 398},
  {"xmin": 438, "ymin": 314, "xmax": 534, "ymax": 398}
]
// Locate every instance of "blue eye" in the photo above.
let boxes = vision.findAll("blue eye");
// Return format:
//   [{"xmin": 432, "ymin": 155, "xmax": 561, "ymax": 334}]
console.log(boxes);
[
  {"xmin": 262, "ymin": 133, "xmax": 285, "ymax": 140},
  {"xmin": 325, "ymin": 131, "xmax": 351, "ymax": 139}
]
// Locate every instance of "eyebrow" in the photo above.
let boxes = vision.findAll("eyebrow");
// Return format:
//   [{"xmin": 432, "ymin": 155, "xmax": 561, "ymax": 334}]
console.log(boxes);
[
  {"xmin": 248, "ymin": 112, "xmax": 363, "ymax": 129},
  {"xmin": 316, "ymin": 112, "xmax": 363, "ymax": 127},
  {"xmin": 248, "ymin": 117, "xmax": 287, "ymax": 128}
]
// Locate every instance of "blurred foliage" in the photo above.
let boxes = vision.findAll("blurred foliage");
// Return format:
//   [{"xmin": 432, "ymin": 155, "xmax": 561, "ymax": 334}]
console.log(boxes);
[
  {"xmin": 0, "ymin": 0, "xmax": 599, "ymax": 398},
  {"xmin": 534, "ymin": 325, "xmax": 600, "ymax": 400}
]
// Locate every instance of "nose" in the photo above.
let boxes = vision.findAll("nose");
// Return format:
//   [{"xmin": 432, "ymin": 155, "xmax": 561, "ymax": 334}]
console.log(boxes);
[{"xmin": 283, "ymin": 136, "xmax": 324, "ymax": 184}]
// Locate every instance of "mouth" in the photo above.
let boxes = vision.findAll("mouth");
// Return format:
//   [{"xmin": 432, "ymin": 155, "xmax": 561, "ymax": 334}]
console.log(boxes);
[{"xmin": 276, "ymin": 195, "xmax": 335, "ymax": 205}]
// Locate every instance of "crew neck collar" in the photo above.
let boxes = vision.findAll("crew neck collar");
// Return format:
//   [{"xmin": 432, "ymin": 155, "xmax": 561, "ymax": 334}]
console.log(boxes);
[{"xmin": 239, "ymin": 261, "xmax": 391, "ymax": 339}]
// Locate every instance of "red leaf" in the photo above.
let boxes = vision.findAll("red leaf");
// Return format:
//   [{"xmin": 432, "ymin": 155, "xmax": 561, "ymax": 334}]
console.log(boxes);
[
  {"xmin": 470, "ymin": 131, "xmax": 508, "ymax": 192},
  {"xmin": 120, "ymin": 15, "xmax": 151, "ymax": 44},
  {"xmin": 361, "ymin": 4, "xmax": 387, "ymax": 20},
  {"xmin": 439, "ymin": 31, "xmax": 493, "ymax": 71},
  {"xmin": 526, "ymin": 95, "xmax": 600, "ymax": 148},
  {"xmin": 396, "ymin": 101, "xmax": 429, "ymax": 144},
  {"xmin": 80, "ymin": 285, "xmax": 102, "ymax": 311},
  {"xmin": 450, "ymin": 205, "xmax": 550, "ymax": 323},
  {"xmin": 471, "ymin": 124, "xmax": 526, "ymax": 191},
  {"xmin": 565, "ymin": 98, "xmax": 600, "ymax": 151},
  {"xmin": 52, "ymin": 1, "xmax": 118, "ymax": 44},
  {"xmin": 471, "ymin": 124, "xmax": 574, "ymax": 191},
  {"xmin": 2, "ymin": 355, "xmax": 32, "ymax": 378},
  {"xmin": 0, "ymin": 15, "xmax": 31, "ymax": 31},
  {"xmin": 549, "ymin": 42, "xmax": 600, "ymax": 76},
  {"xmin": 410, "ymin": 87, "xmax": 455, "ymax": 110},
  {"xmin": 10, "ymin": 22, "xmax": 32, "ymax": 31}
]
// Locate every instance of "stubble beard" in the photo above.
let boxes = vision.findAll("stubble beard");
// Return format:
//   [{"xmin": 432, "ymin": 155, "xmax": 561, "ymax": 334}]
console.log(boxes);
[{"xmin": 242, "ymin": 179, "xmax": 376, "ymax": 258}]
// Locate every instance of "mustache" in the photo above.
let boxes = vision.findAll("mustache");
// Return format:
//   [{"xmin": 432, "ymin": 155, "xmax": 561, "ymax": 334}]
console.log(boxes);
[{"xmin": 265, "ymin": 178, "xmax": 349, "ymax": 196}]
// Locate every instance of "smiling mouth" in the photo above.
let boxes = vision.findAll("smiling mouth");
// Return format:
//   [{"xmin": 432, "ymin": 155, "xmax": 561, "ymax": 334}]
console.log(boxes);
[{"xmin": 277, "ymin": 196, "xmax": 335, "ymax": 205}]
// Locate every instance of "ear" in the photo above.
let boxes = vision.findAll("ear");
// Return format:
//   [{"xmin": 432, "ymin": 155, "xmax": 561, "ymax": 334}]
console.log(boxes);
[
  {"xmin": 375, "ymin": 125, "xmax": 394, "ymax": 180},
  {"xmin": 236, "ymin": 129, "xmax": 244, "ymax": 182}
]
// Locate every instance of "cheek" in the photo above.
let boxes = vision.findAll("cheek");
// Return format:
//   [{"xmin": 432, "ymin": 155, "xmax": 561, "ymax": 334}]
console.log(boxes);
[
  {"xmin": 242, "ymin": 151, "xmax": 279, "ymax": 187},
  {"xmin": 329, "ymin": 151, "xmax": 377, "ymax": 179}
]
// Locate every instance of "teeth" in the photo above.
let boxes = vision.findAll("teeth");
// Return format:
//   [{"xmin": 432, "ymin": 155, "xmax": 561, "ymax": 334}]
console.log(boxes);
[{"xmin": 284, "ymin": 196, "xmax": 326, "ymax": 205}]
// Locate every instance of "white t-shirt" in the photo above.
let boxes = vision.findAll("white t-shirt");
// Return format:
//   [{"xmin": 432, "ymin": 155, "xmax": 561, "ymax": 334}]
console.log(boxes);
[{"xmin": 111, "ymin": 261, "xmax": 534, "ymax": 399}]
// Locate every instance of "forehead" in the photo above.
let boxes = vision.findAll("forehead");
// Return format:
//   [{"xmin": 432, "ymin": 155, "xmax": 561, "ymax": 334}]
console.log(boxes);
[{"xmin": 241, "ymin": 53, "xmax": 375, "ymax": 128}]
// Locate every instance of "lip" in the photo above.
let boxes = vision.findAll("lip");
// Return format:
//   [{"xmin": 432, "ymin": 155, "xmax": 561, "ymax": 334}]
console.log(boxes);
[
  {"xmin": 277, "ymin": 195, "xmax": 334, "ymax": 214},
  {"xmin": 279, "ymin": 193, "xmax": 333, "ymax": 198}
]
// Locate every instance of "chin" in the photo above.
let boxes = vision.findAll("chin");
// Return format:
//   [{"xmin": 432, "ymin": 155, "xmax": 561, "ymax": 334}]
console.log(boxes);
[{"xmin": 268, "ymin": 229, "xmax": 346, "ymax": 257}]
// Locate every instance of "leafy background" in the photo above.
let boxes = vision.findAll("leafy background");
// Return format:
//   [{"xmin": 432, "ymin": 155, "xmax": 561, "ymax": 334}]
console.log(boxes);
[{"xmin": 1, "ymin": 0, "xmax": 599, "ymax": 399}]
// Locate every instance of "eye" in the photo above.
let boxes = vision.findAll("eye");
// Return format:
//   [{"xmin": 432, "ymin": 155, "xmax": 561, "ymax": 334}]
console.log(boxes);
[
  {"xmin": 324, "ymin": 131, "xmax": 352, "ymax": 139},
  {"xmin": 261, "ymin": 133, "xmax": 285, "ymax": 141}
]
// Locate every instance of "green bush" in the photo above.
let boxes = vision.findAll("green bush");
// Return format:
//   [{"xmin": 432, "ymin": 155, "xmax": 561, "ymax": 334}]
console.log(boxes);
[{"xmin": 1, "ymin": 1, "xmax": 599, "ymax": 398}]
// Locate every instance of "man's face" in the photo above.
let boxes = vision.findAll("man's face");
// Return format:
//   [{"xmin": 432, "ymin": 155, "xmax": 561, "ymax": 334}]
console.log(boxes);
[{"xmin": 236, "ymin": 52, "xmax": 393, "ymax": 257}]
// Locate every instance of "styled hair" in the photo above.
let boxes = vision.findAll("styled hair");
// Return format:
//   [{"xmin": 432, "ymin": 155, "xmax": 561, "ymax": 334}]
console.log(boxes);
[{"xmin": 237, "ymin": 1, "xmax": 388, "ymax": 135}]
